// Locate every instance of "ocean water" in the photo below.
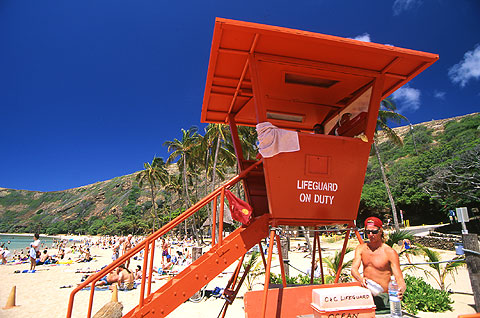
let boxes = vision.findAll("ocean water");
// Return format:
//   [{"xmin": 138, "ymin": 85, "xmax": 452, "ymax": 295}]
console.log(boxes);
[{"xmin": 0, "ymin": 234, "xmax": 58, "ymax": 252}]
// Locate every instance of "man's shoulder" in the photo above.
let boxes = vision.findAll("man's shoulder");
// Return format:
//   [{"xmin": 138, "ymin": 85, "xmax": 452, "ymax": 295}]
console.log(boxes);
[
  {"xmin": 355, "ymin": 242, "xmax": 368, "ymax": 252},
  {"xmin": 382, "ymin": 244, "xmax": 399, "ymax": 257},
  {"xmin": 381, "ymin": 243, "xmax": 394, "ymax": 250}
]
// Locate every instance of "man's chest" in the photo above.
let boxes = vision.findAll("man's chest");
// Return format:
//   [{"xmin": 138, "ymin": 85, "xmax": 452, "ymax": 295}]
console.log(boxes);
[{"xmin": 361, "ymin": 248, "xmax": 390, "ymax": 269}]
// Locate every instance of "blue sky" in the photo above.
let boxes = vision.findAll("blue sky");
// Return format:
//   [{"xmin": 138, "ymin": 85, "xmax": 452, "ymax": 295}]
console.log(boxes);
[{"xmin": 1, "ymin": 0, "xmax": 479, "ymax": 192}]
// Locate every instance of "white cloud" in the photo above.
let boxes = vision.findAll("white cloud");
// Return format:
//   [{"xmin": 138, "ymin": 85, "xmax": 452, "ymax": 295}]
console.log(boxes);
[
  {"xmin": 352, "ymin": 33, "xmax": 371, "ymax": 42},
  {"xmin": 393, "ymin": 0, "xmax": 422, "ymax": 16},
  {"xmin": 391, "ymin": 85, "xmax": 421, "ymax": 113},
  {"xmin": 434, "ymin": 90, "xmax": 446, "ymax": 100},
  {"xmin": 448, "ymin": 45, "xmax": 480, "ymax": 87}
]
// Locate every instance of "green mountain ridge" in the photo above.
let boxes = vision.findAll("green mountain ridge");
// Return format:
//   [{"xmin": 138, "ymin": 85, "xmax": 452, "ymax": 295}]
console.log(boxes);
[{"xmin": 1, "ymin": 112, "xmax": 479, "ymax": 234}]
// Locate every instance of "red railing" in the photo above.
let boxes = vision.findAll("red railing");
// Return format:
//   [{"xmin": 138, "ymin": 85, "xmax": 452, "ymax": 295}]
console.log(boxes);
[{"xmin": 66, "ymin": 159, "xmax": 263, "ymax": 318}]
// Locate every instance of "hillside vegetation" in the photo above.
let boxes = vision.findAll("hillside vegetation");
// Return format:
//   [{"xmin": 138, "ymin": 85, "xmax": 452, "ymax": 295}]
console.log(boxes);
[{"xmin": 0, "ymin": 113, "xmax": 479, "ymax": 235}]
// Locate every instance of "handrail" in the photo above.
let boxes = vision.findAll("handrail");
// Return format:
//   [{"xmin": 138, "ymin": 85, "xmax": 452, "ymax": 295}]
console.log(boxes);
[{"xmin": 66, "ymin": 159, "xmax": 263, "ymax": 318}]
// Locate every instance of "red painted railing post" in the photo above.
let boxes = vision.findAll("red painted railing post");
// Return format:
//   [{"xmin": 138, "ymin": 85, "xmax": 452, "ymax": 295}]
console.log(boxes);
[
  {"xmin": 334, "ymin": 230, "xmax": 350, "ymax": 283},
  {"xmin": 212, "ymin": 196, "xmax": 217, "ymax": 247},
  {"xmin": 311, "ymin": 229, "xmax": 317, "ymax": 284},
  {"xmin": 147, "ymin": 239, "xmax": 155, "ymax": 296},
  {"xmin": 261, "ymin": 228, "xmax": 276, "ymax": 318},
  {"xmin": 219, "ymin": 187, "xmax": 225, "ymax": 245},
  {"xmin": 139, "ymin": 238, "xmax": 150, "ymax": 307},
  {"xmin": 275, "ymin": 233, "xmax": 287, "ymax": 288},
  {"xmin": 316, "ymin": 233, "xmax": 325, "ymax": 284},
  {"xmin": 87, "ymin": 281, "xmax": 95, "ymax": 318}
]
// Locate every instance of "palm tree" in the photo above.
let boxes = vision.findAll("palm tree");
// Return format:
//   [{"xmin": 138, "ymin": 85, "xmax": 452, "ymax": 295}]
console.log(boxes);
[
  {"xmin": 385, "ymin": 229, "xmax": 420, "ymax": 263},
  {"xmin": 136, "ymin": 157, "xmax": 169, "ymax": 231},
  {"xmin": 164, "ymin": 127, "xmax": 202, "ymax": 242},
  {"xmin": 204, "ymin": 124, "xmax": 235, "ymax": 242},
  {"xmin": 323, "ymin": 247, "xmax": 354, "ymax": 283},
  {"xmin": 164, "ymin": 173, "xmax": 184, "ymax": 225},
  {"xmin": 237, "ymin": 125, "xmax": 258, "ymax": 160},
  {"xmin": 385, "ymin": 229, "xmax": 414, "ymax": 247},
  {"xmin": 206, "ymin": 124, "xmax": 234, "ymax": 190},
  {"xmin": 243, "ymin": 251, "xmax": 265, "ymax": 291},
  {"xmin": 419, "ymin": 246, "xmax": 465, "ymax": 291},
  {"xmin": 375, "ymin": 98, "xmax": 407, "ymax": 231}
]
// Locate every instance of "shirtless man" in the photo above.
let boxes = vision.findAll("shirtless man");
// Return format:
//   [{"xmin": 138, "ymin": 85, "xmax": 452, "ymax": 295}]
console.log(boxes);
[
  {"xmin": 161, "ymin": 238, "xmax": 170, "ymax": 264},
  {"xmin": 123, "ymin": 234, "xmax": 133, "ymax": 268},
  {"xmin": 351, "ymin": 217, "xmax": 406, "ymax": 311},
  {"xmin": 76, "ymin": 247, "xmax": 92, "ymax": 262},
  {"xmin": 92, "ymin": 270, "xmax": 118, "ymax": 287},
  {"xmin": 38, "ymin": 249, "xmax": 52, "ymax": 264}
]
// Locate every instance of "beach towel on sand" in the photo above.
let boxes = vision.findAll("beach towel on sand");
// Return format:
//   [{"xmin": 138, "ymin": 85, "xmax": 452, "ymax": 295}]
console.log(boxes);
[{"xmin": 14, "ymin": 269, "xmax": 36, "ymax": 273}]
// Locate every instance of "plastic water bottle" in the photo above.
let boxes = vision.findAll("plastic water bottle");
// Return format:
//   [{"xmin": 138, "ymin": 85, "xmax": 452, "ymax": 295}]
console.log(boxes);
[{"xmin": 388, "ymin": 275, "xmax": 402, "ymax": 317}]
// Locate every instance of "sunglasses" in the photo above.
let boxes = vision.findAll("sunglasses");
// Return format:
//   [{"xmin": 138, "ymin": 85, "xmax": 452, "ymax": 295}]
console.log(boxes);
[{"xmin": 365, "ymin": 230, "xmax": 379, "ymax": 235}]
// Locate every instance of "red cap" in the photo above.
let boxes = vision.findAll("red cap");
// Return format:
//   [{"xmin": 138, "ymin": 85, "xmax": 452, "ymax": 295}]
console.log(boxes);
[{"xmin": 365, "ymin": 217, "xmax": 383, "ymax": 228}]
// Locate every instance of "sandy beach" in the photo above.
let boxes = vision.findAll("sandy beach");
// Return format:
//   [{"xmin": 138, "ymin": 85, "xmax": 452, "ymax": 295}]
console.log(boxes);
[{"xmin": 0, "ymin": 236, "xmax": 476, "ymax": 318}]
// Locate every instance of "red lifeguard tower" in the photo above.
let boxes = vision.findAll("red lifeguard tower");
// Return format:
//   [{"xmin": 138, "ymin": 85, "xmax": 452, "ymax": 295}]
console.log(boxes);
[
  {"xmin": 201, "ymin": 18, "xmax": 438, "ymax": 317},
  {"xmin": 67, "ymin": 18, "xmax": 438, "ymax": 318},
  {"xmin": 202, "ymin": 18, "xmax": 437, "ymax": 226}
]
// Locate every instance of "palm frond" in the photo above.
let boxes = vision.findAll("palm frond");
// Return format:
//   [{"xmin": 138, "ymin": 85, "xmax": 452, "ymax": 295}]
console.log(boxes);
[
  {"xmin": 420, "ymin": 246, "xmax": 441, "ymax": 272},
  {"xmin": 385, "ymin": 230, "xmax": 414, "ymax": 247}
]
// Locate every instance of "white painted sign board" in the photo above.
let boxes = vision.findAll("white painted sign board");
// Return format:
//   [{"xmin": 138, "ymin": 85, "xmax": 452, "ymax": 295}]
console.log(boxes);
[{"xmin": 456, "ymin": 207, "xmax": 469, "ymax": 223}]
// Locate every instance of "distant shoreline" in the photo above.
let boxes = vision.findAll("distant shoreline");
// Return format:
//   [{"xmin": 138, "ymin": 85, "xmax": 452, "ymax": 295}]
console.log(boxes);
[{"xmin": 0, "ymin": 233, "xmax": 63, "ymax": 239}]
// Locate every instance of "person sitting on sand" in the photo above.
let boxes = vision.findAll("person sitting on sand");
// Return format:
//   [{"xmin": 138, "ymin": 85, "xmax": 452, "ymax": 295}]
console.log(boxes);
[
  {"xmin": 154, "ymin": 255, "xmax": 174, "ymax": 275},
  {"xmin": 19, "ymin": 250, "xmax": 28, "ymax": 261},
  {"xmin": 135, "ymin": 265, "xmax": 142, "ymax": 280},
  {"xmin": 37, "ymin": 249, "xmax": 52, "ymax": 265},
  {"xmin": 117, "ymin": 264, "xmax": 135, "ymax": 290},
  {"xmin": 57, "ymin": 248, "xmax": 65, "ymax": 259},
  {"xmin": 76, "ymin": 247, "xmax": 92, "ymax": 262}
]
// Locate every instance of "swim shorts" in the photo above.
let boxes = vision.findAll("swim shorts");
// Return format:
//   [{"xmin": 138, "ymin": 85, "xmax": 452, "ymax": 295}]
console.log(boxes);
[{"xmin": 100, "ymin": 275, "xmax": 109, "ymax": 285}]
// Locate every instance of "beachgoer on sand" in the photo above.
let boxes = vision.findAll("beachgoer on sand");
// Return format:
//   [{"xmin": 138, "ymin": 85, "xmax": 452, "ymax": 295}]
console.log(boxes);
[
  {"xmin": 0, "ymin": 244, "xmax": 11, "ymax": 264},
  {"xmin": 306, "ymin": 259, "xmax": 321, "ymax": 278},
  {"xmin": 123, "ymin": 234, "xmax": 133, "ymax": 268},
  {"xmin": 351, "ymin": 217, "xmax": 406, "ymax": 314},
  {"xmin": 112, "ymin": 238, "xmax": 123, "ymax": 261},
  {"xmin": 76, "ymin": 247, "xmax": 92, "ymax": 263},
  {"xmin": 29, "ymin": 233, "xmax": 41, "ymax": 271},
  {"xmin": 135, "ymin": 265, "xmax": 142, "ymax": 280},
  {"xmin": 89, "ymin": 270, "xmax": 119, "ymax": 287},
  {"xmin": 37, "ymin": 249, "xmax": 53, "ymax": 265},
  {"xmin": 117, "ymin": 264, "xmax": 135, "ymax": 290},
  {"xmin": 155, "ymin": 255, "xmax": 174, "ymax": 275},
  {"xmin": 400, "ymin": 238, "xmax": 413, "ymax": 264},
  {"xmin": 161, "ymin": 238, "xmax": 170, "ymax": 264}
]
